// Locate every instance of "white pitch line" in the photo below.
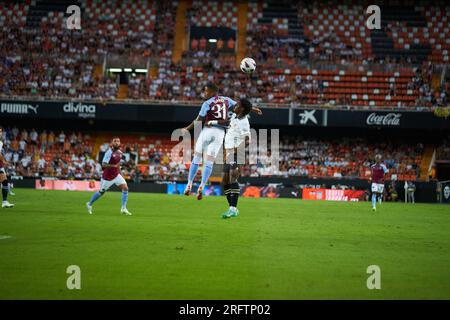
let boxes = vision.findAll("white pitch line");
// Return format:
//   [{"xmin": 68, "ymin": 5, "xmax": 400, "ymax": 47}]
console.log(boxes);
[{"xmin": 0, "ymin": 235, "xmax": 12, "ymax": 240}]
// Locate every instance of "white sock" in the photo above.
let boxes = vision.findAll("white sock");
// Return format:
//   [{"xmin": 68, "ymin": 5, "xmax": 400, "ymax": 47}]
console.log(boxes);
[{"xmin": 230, "ymin": 206, "xmax": 237, "ymax": 212}]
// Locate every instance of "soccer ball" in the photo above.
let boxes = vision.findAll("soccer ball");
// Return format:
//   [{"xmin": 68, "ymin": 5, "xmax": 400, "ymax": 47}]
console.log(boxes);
[{"xmin": 240, "ymin": 57, "xmax": 256, "ymax": 74}]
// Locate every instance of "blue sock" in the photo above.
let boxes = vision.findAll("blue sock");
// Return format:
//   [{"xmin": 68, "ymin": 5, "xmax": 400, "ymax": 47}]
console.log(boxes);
[
  {"xmin": 201, "ymin": 160, "xmax": 214, "ymax": 186},
  {"xmin": 372, "ymin": 194, "xmax": 377, "ymax": 208},
  {"xmin": 121, "ymin": 191, "xmax": 128, "ymax": 208},
  {"xmin": 89, "ymin": 191, "xmax": 102, "ymax": 205},
  {"xmin": 188, "ymin": 155, "xmax": 202, "ymax": 184}
]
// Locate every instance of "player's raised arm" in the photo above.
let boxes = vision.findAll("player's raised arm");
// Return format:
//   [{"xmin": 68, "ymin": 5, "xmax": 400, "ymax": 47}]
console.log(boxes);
[
  {"xmin": 251, "ymin": 105, "xmax": 263, "ymax": 115},
  {"xmin": 230, "ymin": 98, "xmax": 262, "ymax": 116},
  {"xmin": 181, "ymin": 101, "xmax": 209, "ymax": 133},
  {"xmin": 182, "ymin": 115, "xmax": 204, "ymax": 132}
]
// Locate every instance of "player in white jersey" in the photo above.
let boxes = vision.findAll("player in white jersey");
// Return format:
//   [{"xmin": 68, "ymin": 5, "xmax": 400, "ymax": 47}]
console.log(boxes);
[
  {"xmin": 0, "ymin": 127, "xmax": 14, "ymax": 208},
  {"xmin": 208, "ymin": 99, "xmax": 262, "ymax": 218}
]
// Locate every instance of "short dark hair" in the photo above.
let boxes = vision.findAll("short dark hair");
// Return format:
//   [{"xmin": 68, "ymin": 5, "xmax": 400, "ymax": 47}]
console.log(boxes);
[
  {"xmin": 206, "ymin": 82, "xmax": 218, "ymax": 93},
  {"xmin": 240, "ymin": 98, "xmax": 252, "ymax": 115}
]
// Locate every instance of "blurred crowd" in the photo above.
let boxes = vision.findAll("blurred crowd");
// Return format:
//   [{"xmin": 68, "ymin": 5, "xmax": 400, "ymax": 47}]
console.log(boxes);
[
  {"xmin": 436, "ymin": 137, "xmax": 450, "ymax": 160},
  {"xmin": 1, "ymin": 127, "xmax": 97, "ymax": 179},
  {"xmin": 240, "ymin": 137, "xmax": 423, "ymax": 180},
  {"xmin": 0, "ymin": 1, "xmax": 177, "ymax": 100},
  {"xmin": 1, "ymin": 1, "xmax": 449, "ymax": 108},
  {"xmin": 411, "ymin": 62, "xmax": 449, "ymax": 108},
  {"xmin": 1, "ymin": 127, "xmax": 424, "ymax": 183}
]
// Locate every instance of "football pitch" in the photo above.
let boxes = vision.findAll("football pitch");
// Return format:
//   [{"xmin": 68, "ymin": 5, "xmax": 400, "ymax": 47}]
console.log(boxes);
[{"xmin": 0, "ymin": 189, "xmax": 449, "ymax": 300}]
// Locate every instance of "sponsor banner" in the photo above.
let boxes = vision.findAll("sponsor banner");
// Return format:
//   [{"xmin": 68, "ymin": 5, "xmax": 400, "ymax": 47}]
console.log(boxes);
[
  {"xmin": 36, "ymin": 179, "xmax": 100, "ymax": 191},
  {"xmin": 442, "ymin": 183, "xmax": 450, "ymax": 204},
  {"xmin": 0, "ymin": 102, "xmax": 39, "ymax": 115},
  {"xmin": 327, "ymin": 110, "xmax": 450, "ymax": 129},
  {"xmin": 366, "ymin": 112, "xmax": 401, "ymax": 126},
  {"xmin": 167, "ymin": 183, "xmax": 222, "ymax": 196},
  {"xmin": 302, "ymin": 188, "xmax": 366, "ymax": 201},
  {"xmin": 62, "ymin": 102, "xmax": 97, "ymax": 119},
  {"xmin": 241, "ymin": 184, "xmax": 283, "ymax": 198},
  {"xmin": 1, "ymin": 99, "xmax": 448, "ymax": 129},
  {"xmin": 291, "ymin": 109, "xmax": 325, "ymax": 126},
  {"xmin": 0, "ymin": 99, "xmax": 288, "ymax": 125}
]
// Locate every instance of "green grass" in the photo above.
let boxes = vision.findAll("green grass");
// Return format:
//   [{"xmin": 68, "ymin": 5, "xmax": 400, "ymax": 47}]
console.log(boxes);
[{"xmin": 0, "ymin": 189, "xmax": 449, "ymax": 300}]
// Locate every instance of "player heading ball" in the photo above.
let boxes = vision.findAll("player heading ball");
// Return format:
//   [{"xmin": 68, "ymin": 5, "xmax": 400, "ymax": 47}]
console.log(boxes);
[{"xmin": 180, "ymin": 82, "xmax": 236, "ymax": 200}]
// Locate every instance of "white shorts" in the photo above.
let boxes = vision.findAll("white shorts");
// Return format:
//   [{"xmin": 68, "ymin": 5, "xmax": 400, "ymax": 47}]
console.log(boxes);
[
  {"xmin": 224, "ymin": 131, "xmax": 245, "ymax": 150},
  {"xmin": 195, "ymin": 127, "xmax": 225, "ymax": 158},
  {"xmin": 371, "ymin": 183, "xmax": 384, "ymax": 194},
  {"xmin": 100, "ymin": 174, "xmax": 126, "ymax": 192}
]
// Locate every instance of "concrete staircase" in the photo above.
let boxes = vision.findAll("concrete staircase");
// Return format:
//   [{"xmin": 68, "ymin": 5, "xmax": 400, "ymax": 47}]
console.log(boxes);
[
  {"xmin": 117, "ymin": 84, "xmax": 128, "ymax": 99},
  {"xmin": 93, "ymin": 65, "xmax": 104, "ymax": 80},
  {"xmin": 419, "ymin": 145, "xmax": 436, "ymax": 181},
  {"xmin": 148, "ymin": 65, "xmax": 158, "ymax": 79},
  {"xmin": 236, "ymin": 1, "xmax": 249, "ymax": 68},
  {"xmin": 172, "ymin": 0, "xmax": 191, "ymax": 63},
  {"xmin": 431, "ymin": 72, "xmax": 442, "ymax": 90}
]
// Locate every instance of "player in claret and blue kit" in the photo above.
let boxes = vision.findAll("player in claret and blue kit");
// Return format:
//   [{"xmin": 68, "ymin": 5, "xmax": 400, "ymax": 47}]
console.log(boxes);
[
  {"xmin": 0, "ymin": 127, "xmax": 14, "ymax": 208},
  {"xmin": 86, "ymin": 137, "xmax": 132, "ymax": 215},
  {"xmin": 370, "ymin": 154, "xmax": 389, "ymax": 211},
  {"xmin": 180, "ymin": 82, "xmax": 237, "ymax": 200}
]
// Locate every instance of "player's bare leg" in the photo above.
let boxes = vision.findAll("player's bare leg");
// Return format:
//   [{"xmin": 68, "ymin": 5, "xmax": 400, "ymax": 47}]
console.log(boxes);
[
  {"xmin": 371, "ymin": 192, "xmax": 379, "ymax": 211},
  {"xmin": 8, "ymin": 182, "xmax": 15, "ymax": 196},
  {"xmin": 87, "ymin": 189, "xmax": 105, "ymax": 214},
  {"xmin": 185, "ymin": 152, "xmax": 202, "ymax": 196},
  {"xmin": 197, "ymin": 154, "xmax": 215, "ymax": 200},
  {"xmin": 119, "ymin": 184, "xmax": 132, "ymax": 215}
]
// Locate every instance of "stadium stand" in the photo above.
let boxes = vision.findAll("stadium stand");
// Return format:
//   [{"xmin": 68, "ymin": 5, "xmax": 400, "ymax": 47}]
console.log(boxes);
[
  {"xmin": 0, "ymin": 0, "xmax": 449, "ymax": 108},
  {"xmin": 0, "ymin": 127, "xmax": 425, "ymax": 182},
  {"xmin": 436, "ymin": 138, "xmax": 450, "ymax": 161},
  {"xmin": 188, "ymin": 0, "xmax": 237, "ymax": 29},
  {"xmin": 242, "ymin": 136, "xmax": 423, "ymax": 180}
]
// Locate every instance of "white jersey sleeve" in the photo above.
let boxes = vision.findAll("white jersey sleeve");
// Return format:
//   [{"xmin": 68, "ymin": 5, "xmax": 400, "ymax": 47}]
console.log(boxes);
[
  {"xmin": 224, "ymin": 97, "xmax": 237, "ymax": 108},
  {"xmin": 102, "ymin": 148, "xmax": 112, "ymax": 164},
  {"xmin": 198, "ymin": 100, "xmax": 211, "ymax": 117}
]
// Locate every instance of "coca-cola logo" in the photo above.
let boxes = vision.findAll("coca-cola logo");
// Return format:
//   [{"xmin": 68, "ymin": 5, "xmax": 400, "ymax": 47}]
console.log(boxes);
[{"xmin": 366, "ymin": 113, "xmax": 401, "ymax": 126}]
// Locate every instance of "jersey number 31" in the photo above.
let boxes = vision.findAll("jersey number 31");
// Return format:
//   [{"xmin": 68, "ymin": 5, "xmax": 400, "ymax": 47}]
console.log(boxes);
[{"xmin": 211, "ymin": 103, "xmax": 227, "ymax": 120}]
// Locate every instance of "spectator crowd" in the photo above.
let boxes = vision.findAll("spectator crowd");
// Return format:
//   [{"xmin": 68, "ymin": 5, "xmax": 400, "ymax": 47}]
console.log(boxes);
[
  {"xmin": 1, "ymin": 1, "xmax": 448, "ymax": 109},
  {"xmin": 1, "ymin": 127, "xmax": 425, "ymax": 183}
]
